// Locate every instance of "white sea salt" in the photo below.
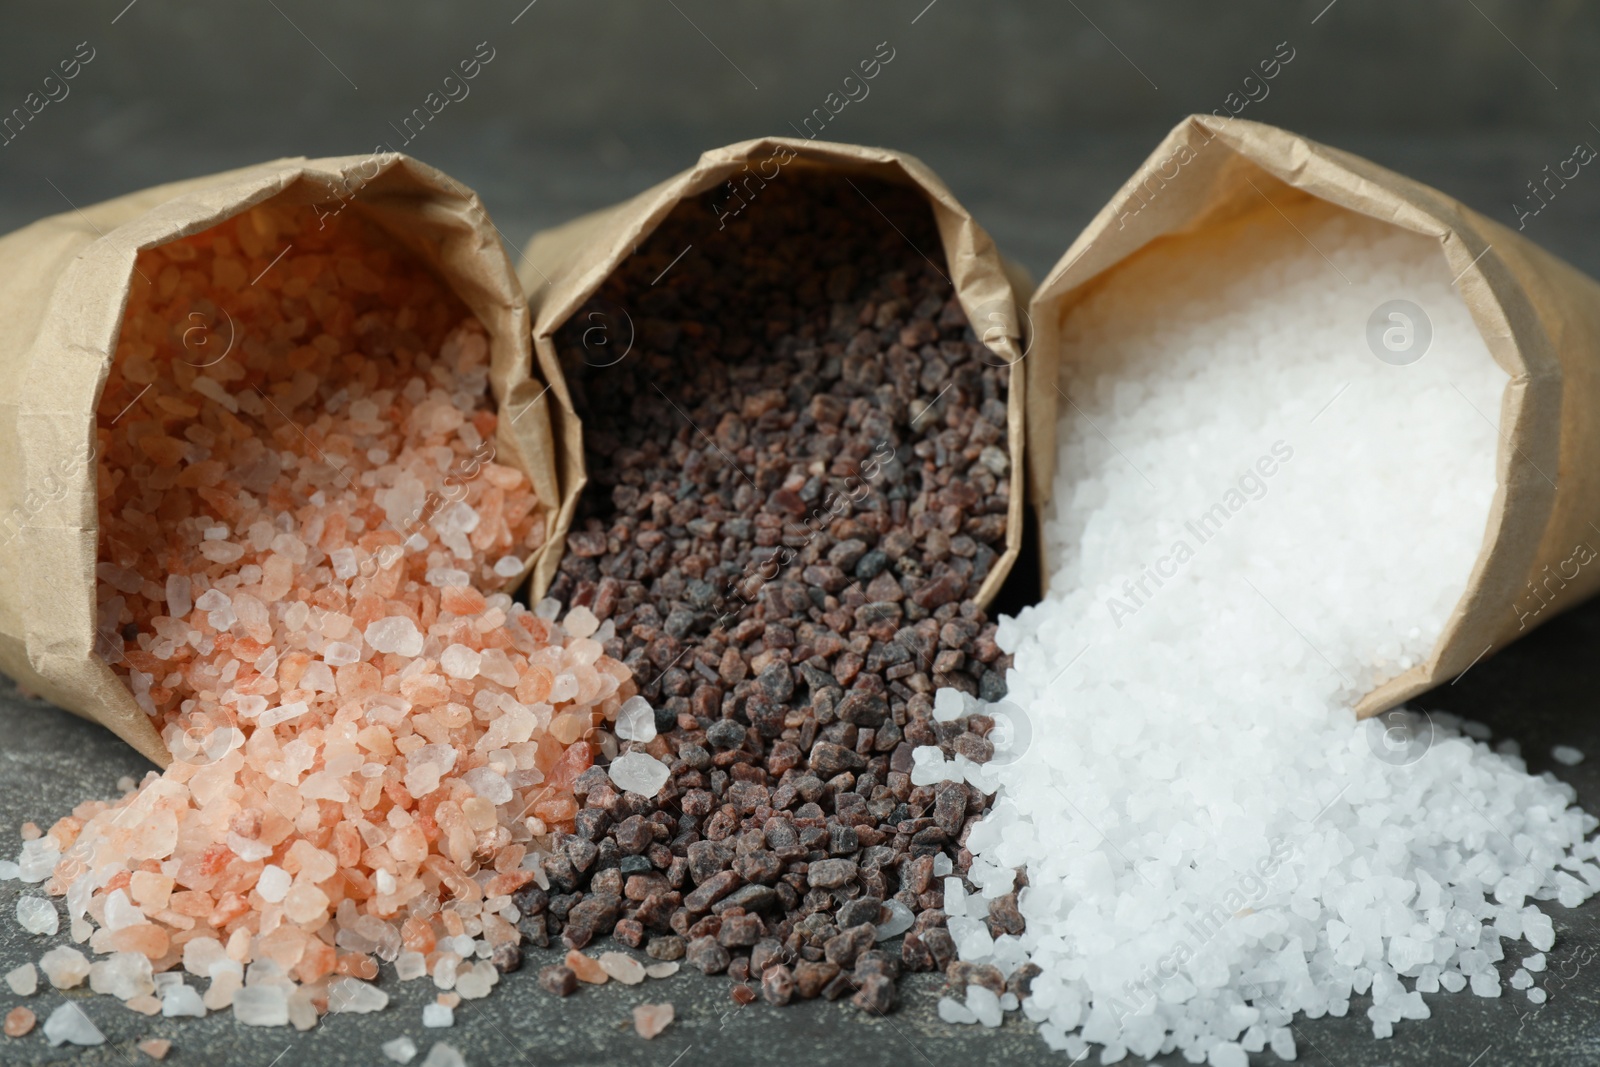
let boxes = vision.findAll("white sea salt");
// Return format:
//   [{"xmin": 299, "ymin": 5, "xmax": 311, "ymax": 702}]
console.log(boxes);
[
  {"xmin": 1553, "ymin": 745, "xmax": 1585, "ymax": 766},
  {"xmin": 421, "ymin": 1043, "xmax": 466, "ymax": 1067},
  {"xmin": 365, "ymin": 616, "xmax": 424, "ymax": 656},
  {"xmin": 329, "ymin": 976, "xmax": 389, "ymax": 1013},
  {"xmin": 39, "ymin": 945, "xmax": 91, "ymax": 988},
  {"xmin": 949, "ymin": 200, "xmax": 1593, "ymax": 1061},
  {"xmin": 384, "ymin": 1036, "xmax": 419, "ymax": 1063},
  {"xmin": 43, "ymin": 1002, "xmax": 104, "ymax": 1046},
  {"xmin": 422, "ymin": 1002, "xmax": 454, "ymax": 1027}
]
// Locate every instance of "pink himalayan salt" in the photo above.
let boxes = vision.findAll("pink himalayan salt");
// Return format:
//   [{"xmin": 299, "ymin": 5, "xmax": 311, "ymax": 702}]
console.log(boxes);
[
  {"xmin": 4, "ymin": 1007, "xmax": 35, "ymax": 1037},
  {"xmin": 566, "ymin": 950, "xmax": 608, "ymax": 985},
  {"xmin": 138, "ymin": 1037, "xmax": 173, "ymax": 1059},
  {"xmin": 632, "ymin": 1002, "xmax": 675, "ymax": 1039},
  {"xmin": 34, "ymin": 202, "xmax": 638, "ymax": 1027}
]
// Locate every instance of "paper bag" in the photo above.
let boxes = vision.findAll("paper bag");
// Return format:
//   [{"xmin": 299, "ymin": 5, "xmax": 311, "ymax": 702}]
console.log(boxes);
[
  {"xmin": 515, "ymin": 136, "xmax": 1028, "ymax": 610},
  {"xmin": 1026, "ymin": 115, "xmax": 1600, "ymax": 717},
  {"xmin": 0, "ymin": 154, "xmax": 555, "ymax": 765}
]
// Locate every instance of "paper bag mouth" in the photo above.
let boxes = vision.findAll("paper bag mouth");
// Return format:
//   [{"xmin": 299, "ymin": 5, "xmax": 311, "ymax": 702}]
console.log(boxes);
[
  {"xmin": 520, "ymin": 137, "xmax": 1030, "ymax": 610},
  {"xmin": 1025, "ymin": 115, "xmax": 1562, "ymax": 718}
]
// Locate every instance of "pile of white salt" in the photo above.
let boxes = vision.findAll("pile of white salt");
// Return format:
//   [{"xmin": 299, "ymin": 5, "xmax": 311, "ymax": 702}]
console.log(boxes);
[{"xmin": 920, "ymin": 200, "xmax": 1598, "ymax": 1063}]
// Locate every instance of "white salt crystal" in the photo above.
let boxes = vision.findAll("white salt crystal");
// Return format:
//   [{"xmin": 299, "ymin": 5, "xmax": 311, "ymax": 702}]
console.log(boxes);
[
  {"xmin": 933, "ymin": 687, "xmax": 965, "ymax": 723},
  {"xmin": 1470, "ymin": 971, "xmax": 1501, "ymax": 998},
  {"xmin": 234, "ymin": 984, "xmax": 290, "ymax": 1026},
  {"xmin": 5, "ymin": 962, "xmax": 37, "ymax": 995},
  {"xmin": 256, "ymin": 864, "xmax": 291, "ymax": 903},
  {"xmin": 323, "ymin": 640, "xmax": 362, "ymax": 666},
  {"xmin": 376, "ymin": 868, "xmax": 398, "ymax": 896},
  {"xmin": 365, "ymin": 616, "xmax": 424, "ymax": 656},
  {"xmin": 1525, "ymin": 953, "xmax": 1547, "ymax": 972},
  {"xmin": 966, "ymin": 984, "xmax": 1003, "ymax": 1028},
  {"xmin": 384, "ymin": 1036, "xmax": 419, "ymax": 1063},
  {"xmin": 103, "ymin": 888, "xmax": 143, "ymax": 930},
  {"xmin": 16, "ymin": 838, "xmax": 60, "ymax": 881},
  {"xmin": 615, "ymin": 695, "xmax": 657, "ymax": 742},
  {"xmin": 534, "ymin": 597, "xmax": 562, "ymax": 620},
  {"xmin": 90, "ymin": 951, "xmax": 154, "ymax": 1000},
  {"xmin": 599, "ymin": 951, "xmax": 646, "ymax": 985},
  {"xmin": 39, "ymin": 945, "xmax": 91, "ymax": 988},
  {"xmin": 1553, "ymin": 745, "xmax": 1585, "ymax": 766},
  {"xmin": 874, "ymin": 899, "xmax": 915, "ymax": 941},
  {"xmin": 440, "ymin": 643, "xmax": 482, "ymax": 680},
  {"xmin": 165, "ymin": 574, "xmax": 192, "ymax": 618},
  {"xmin": 428, "ymin": 567, "xmax": 472, "ymax": 589},
  {"xmin": 329, "ymin": 976, "xmax": 389, "ymax": 1013},
  {"xmin": 493, "ymin": 555, "xmax": 523, "ymax": 578},
  {"xmin": 645, "ymin": 962, "xmax": 680, "ymax": 979},
  {"xmin": 421, "ymin": 1043, "xmax": 466, "ymax": 1067},
  {"xmin": 1528, "ymin": 987, "xmax": 1548, "ymax": 1004},
  {"xmin": 455, "ymin": 963, "xmax": 494, "ymax": 999},
  {"xmin": 0, "ymin": 859, "xmax": 18, "ymax": 880},
  {"xmin": 16, "ymin": 895, "xmax": 58, "ymax": 934},
  {"xmin": 608, "ymin": 752, "xmax": 670, "ymax": 798},
  {"xmin": 1510, "ymin": 968, "xmax": 1534, "ymax": 990},
  {"xmin": 422, "ymin": 1002, "xmax": 454, "ymax": 1027},
  {"xmin": 938, "ymin": 997, "xmax": 977, "ymax": 1024},
  {"xmin": 43, "ymin": 1002, "xmax": 104, "ymax": 1046},
  {"xmin": 162, "ymin": 983, "xmax": 207, "ymax": 1018},
  {"xmin": 397, "ymin": 951, "xmax": 428, "ymax": 981}
]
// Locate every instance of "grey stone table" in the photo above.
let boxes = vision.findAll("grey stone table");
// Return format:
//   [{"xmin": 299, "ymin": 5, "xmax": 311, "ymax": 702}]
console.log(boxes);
[{"xmin": 7, "ymin": 127, "xmax": 1600, "ymax": 1065}]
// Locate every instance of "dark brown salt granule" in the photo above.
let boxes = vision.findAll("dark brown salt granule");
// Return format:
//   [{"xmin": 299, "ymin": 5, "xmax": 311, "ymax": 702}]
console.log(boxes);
[{"xmin": 525, "ymin": 172, "xmax": 1016, "ymax": 1010}]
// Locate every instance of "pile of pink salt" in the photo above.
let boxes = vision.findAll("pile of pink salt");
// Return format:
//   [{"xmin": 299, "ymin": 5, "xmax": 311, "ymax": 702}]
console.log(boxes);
[{"xmin": 14, "ymin": 202, "xmax": 635, "ymax": 1029}]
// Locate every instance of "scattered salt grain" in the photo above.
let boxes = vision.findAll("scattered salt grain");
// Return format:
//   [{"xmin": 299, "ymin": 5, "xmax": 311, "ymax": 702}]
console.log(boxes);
[
  {"xmin": 874, "ymin": 899, "xmax": 915, "ymax": 941},
  {"xmin": 938, "ymin": 997, "xmax": 977, "ymax": 1024},
  {"xmin": 608, "ymin": 752, "xmax": 670, "ymax": 798},
  {"xmin": 90, "ymin": 952, "xmax": 154, "ymax": 1000},
  {"xmin": 1525, "ymin": 953, "xmax": 1547, "ymax": 973},
  {"xmin": 4, "ymin": 1006, "xmax": 35, "ymax": 1037},
  {"xmin": 599, "ymin": 952, "xmax": 646, "ymax": 985},
  {"xmin": 1528, "ymin": 987, "xmax": 1548, "ymax": 1005},
  {"xmin": 421, "ymin": 1043, "xmax": 467, "ymax": 1067},
  {"xmin": 614, "ymin": 695, "xmax": 656, "ymax": 742},
  {"xmin": 329, "ymin": 977, "xmax": 389, "ymax": 1013},
  {"xmin": 632, "ymin": 1001, "xmax": 674, "ymax": 1039},
  {"xmin": 644, "ymin": 962, "xmax": 679, "ymax": 979},
  {"xmin": 233, "ymin": 985, "xmax": 290, "ymax": 1026},
  {"xmin": 1553, "ymin": 745, "xmax": 1585, "ymax": 766},
  {"xmin": 965, "ymin": 985, "xmax": 1002, "ymax": 1028},
  {"xmin": 39, "ymin": 945, "xmax": 91, "ymax": 988},
  {"xmin": 43, "ymin": 1002, "xmax": 104, "ymax": 1046},
  {"xmin": 492, "ymin": 555, "xmax": 522, "ymax": 578},
  {"xmin": 137, "ymin": 1037, "xmax": 172, "ymax": 1059},
  {"xmin": 384, "ymin": 1036, "xmax": 419, "ymax": 1063},
  {"xmin": 422, "ymin": 1003, "xmax": 454, "ymax": 1028},
  {"xmin": 162, "ymin": 983, "xmax": 206, "ymax": 1018},
  {"xmin": 5, "ymin": 962, "xmax": 37, "ymax": 995}
]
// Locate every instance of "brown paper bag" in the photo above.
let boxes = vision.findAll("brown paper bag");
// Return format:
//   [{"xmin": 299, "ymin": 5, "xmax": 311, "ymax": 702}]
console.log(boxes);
[
  {"xmin": 1027, "ymin": 114, "xmax": 1600, "ymax": 717},
  {"xmin": 0, "ymin": 154, "xmax": 558, "ymax": 766},
  {"xmin": 515, "ymin": 136, "xmax": 1029, "ymax": 609}
]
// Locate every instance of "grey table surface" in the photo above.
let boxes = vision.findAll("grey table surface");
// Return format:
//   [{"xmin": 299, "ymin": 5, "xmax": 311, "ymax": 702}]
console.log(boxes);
[{"xmin": 7, "ymin": 131, "xmax": 1600, "ymax": 1066}]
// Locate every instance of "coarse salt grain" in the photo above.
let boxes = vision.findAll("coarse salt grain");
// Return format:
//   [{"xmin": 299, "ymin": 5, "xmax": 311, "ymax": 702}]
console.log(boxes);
[
  {"xmin": 26, "ymin": 202, "xmax": 637, "ymax": 1033},
  {"xmin": 951, "ymin": 200, "xmax": 1594, "ymax": 1061}
]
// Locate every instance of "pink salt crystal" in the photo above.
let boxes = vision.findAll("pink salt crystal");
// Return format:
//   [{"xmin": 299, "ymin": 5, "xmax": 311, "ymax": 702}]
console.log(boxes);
[
  {"xmin": 19, "ymin": 821, "xmax": 40, "ymax": 841},
  {"xmin": 565, "ymin": 951, "xmax": 608, "ymax": 985},
  {"xmin": 137, "ymin": 1037, "xmax": 172, "ymax": 1059},
  {"xmin": 598, "ymin": 952, "xmax": 646, "ymax": 985},
  {"xmin": 632, "ymin": 1002, "xmax": 675, "ymax": 1039},
  {"xmin": 124, "ymin": 994, "xmax": 162, "ymax": 1016},
  {"xmin": 4, "ymin": 1006, "xmax": 35, "ymax": 1037}
]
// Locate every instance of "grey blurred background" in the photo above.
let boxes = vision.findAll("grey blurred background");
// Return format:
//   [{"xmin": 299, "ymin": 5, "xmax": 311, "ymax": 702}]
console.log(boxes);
[{"xmin": 1, "ymin": 0, "xmax": 1597, "ymax": 283}]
